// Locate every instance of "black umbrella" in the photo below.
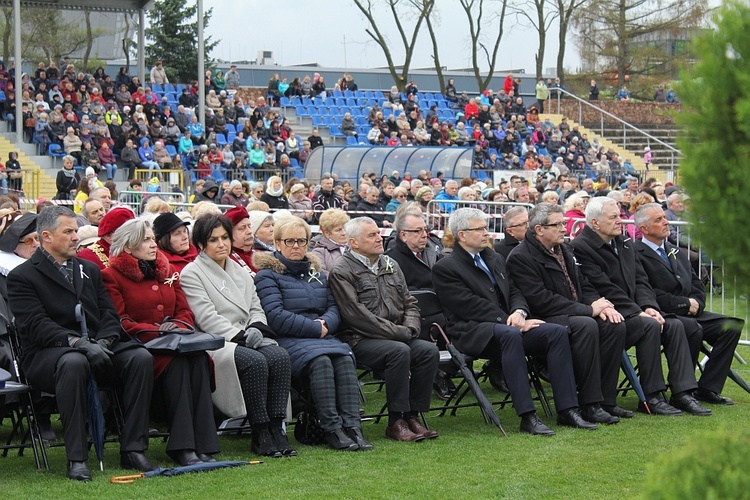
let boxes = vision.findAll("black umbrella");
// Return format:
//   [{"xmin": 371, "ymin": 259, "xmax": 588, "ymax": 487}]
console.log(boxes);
[
  {"xmin": 435, "ymin": 326, "xmax": 506, "ymax": 436},
  {"xmin": 621, "ymin": 350, "xmax": 649, "ymax": 414},
  {"xmin": 110, "ymin": 460, "xmax": 256, "ymax": 483},
  {"xmin": 75, "ymin": 303, "xmax": 107, "ymax": 471}
]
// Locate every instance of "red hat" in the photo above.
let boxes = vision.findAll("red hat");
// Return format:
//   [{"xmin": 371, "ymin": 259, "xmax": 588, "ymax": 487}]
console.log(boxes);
[
  {"xmin": 225, "ymin": 206, "xmax": 249, "ymax": 226},
  {"xmin": 97, "ymin": 207, "xmax": 135, "ymax": 237}
]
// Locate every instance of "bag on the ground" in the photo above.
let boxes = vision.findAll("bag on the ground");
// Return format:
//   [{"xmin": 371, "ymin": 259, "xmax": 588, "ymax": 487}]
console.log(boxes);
[{"xmin": 293, "ymin": 410, "xmax": 325, "ymax": 445}]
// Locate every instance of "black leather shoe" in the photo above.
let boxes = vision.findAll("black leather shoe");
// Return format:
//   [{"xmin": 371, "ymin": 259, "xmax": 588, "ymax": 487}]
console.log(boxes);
[
  {"xmin": 694, "ymin": 388, "xmax": 734, "ymax": 406},
  {"xmin": 483, "ymin": 360, "xmax": 509, "ymax": 393},
  {"xmin": 669, "ymin": 393, "xmax": 712, "ymax": 416},
  {"xmin": 602, "ymin": 405, "xmax": 634, "ymax": 419},
  {"xmin": 433, "ymin": 372, "xmax": 456, "ymax": 400},
  {"xmin": 638, "ymin": 397, "xmax": 682, "ymax": 416},
  {"xmin": 120, "ymin": 451, "xmax": 157, "ymax": 472},
  {"xmin": 326, "ymin": 428, "xmax": 359, "ymax": 451},
  {"xmin": 581, "ymin": 404, "xmax": 619, "ymax": 424},
  {"xmin": 37, "ymin": 414, "xmax": 57, "ymax": 441},
  {"xmin": 520, "ymin": 412, "xmax": 555, "ymax": 436},
  {"xmin": 67, "ymin": 460, "xmax": 91, "ymax": 481},
  {"xmin": 346, "ymin": 427, "xmax": 374, "ymax": 451},
  {"xmin": 557, "ymin": 408, "xmax": 598, "ymax": 430},
  {"xmin": 270, "ymin": 425, "xmax": 298, "ymax": 457},
  {"xmin": 167, "ymin": 449, "xmax": 201, "ymax": 466},
  {"xmin": 251, "ymin": 428, "xmax": 282, "ymax": 458},
  {"xmin": 197, "ymin": 453, "xmax": 217, "ymax": 462}
]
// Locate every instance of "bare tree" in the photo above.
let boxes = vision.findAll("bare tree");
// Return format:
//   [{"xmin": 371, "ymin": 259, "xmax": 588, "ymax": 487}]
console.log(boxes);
[
  {"xmin": 511, "ymin": 0, "xmax": 558, "ymax": 79},
  {"xmin": 424, "ymin": 7, "xmax": 446, "ymax": 94},
  {"xmin": 459, "ymin": 0, "xmax": 510, "ymax": 92},
  {"xmin": 574, "ymin": 0, "xmax": 708, "ymax": 87},
  {"xmin": 1, "ymin": 8, "xmax": 11, "ymax": 65},
  {"xmin": 82, "ymin": 10, "xmax": 93, "ymax": 72},
  {"xmin": 554, "ymin": 0, "xmax": 587, "ymax": 83},
  {"xmin": 353, "ymin": 0, "xmax": 435, "ymax": 91}
]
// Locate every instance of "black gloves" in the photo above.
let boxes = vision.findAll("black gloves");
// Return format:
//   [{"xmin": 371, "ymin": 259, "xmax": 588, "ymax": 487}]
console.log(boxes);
[{"xmin": 77, "ymin": 339, "xmax": 114, "ymax": 372}]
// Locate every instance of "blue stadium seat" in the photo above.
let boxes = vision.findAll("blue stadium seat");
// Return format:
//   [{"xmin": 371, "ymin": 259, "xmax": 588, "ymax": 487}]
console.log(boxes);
[
  {"xmin": 346, "ymin": 135, "xmax": 359, "ymax": 146},
  {"xmin": 151, "ymin": 83, "xmax": 163, "ymax": 93},
  {"xmin": 176, "ymin": 84, "xmax": 186, "ymax": 94},
  {"xmin": 339, "ymin": 107, "xmax": 351, "ymax": 116},
  {"xmin": 374, "ymin": 91, "xmax": 384, "ymax": 99},
  {"xmin": 356, "ymin": 99, "xmax": 369, "ymax": 107},
  {"xmin": 333, "ymin": 97, "xmax": 344, "ymax": 107},
  {"xmin": 329, "ymin": 125, "xmax": 343, "ymax": 136},
  {"xmin": 211, "ymin": 169, "xmax": 226, "ymax": 183},
  {"xmin": 216, "ymin": 134, "xmax": 227, "ymax": 146},
  {"xmin": 318, "ymin": 107, "xmax": 330, "ymax": 116},
  {"xmin": 344, "ymin": 90, "xmax": 354, "ymax": 98},
  {"xmin": 295, "ymin": 105, "xmax": 309, "ymax": 117},
  {"xmin": 227, "ymin": 132, "xmax": 236, "ymax": 143},
  {"xmin": 438, "ymin": 101, "xmax": 449, "ymax": 110},
  {"xmin": 352, "ymin": 109, "xmax": 364, "ymax": 118},
  {"xmin": 164, "ymin": 84, "xmax": 176, "ymax": 93},
  {"xmin": 357, "ymin": 126, "xmax": 368, "ymax": 136},
  {"xmin": 312, "ymin": 116, "xmax": 325, "ymax": 127},
  {"xmin": 48, "ymin": 143, "xmax": 66, "ymax": 158},
  {"xmin": 308, "ymin": 106, "xmax": 321, "ymax": 116},
  {"xmin": 356, "ymin": 116, "xmax": 368, "ymax": 126},
  {"xmin": 325, "ymin": 116, "xmax": 338, "ymax": 126},
  {"xmin": 383, "ymin": 108, "xmax": 392, "ymax": 118},
  {"xmin": 353, "ymin": 91, "xmax": 364, "ymax": 99},
  {"xmin": 279, "ymin": 97, "xmax": 291, "ymax": 107},
  {"xmin": 165, "ymin": 144, "xmax": 177, "ymax": 157},
  {"xmin": 423, "ymin": 92, "xmax": 434, "ymax": 101},
  {"xmin": 364, "ymin": 91, "xmax": 374, "ymax": 99},
  {"xmin": 333, "ymin": 90, "xmax": 343, "ymax": 98},
  {"xmin": 346, "ymin": 98, "xmax": 357, "ymax": 107},
  {"xmin": 303, "ymin": 97, "xmax": 313, "ymax": 106}
]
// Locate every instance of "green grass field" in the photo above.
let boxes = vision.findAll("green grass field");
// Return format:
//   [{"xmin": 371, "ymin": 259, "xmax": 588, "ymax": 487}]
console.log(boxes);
[{"xmin": 2, "ymin": 345, "xmax": 749, "ymax": 499}]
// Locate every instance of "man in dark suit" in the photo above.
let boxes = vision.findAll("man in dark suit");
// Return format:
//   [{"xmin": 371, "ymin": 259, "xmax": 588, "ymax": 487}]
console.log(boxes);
[
  {"xmin": 385, "ymin": 208, "xmax": 454, "ymax": 399},
  {"xmin": 634, "ymin": 203, "xmax": 741, "ymax": 405},
  {"xmin": 508, "ymin": 203, "xmax": 627, "ymax": 423},
  {"xmin": 494, "ymin": 206, "xmax": 527, "ymax": 260},
  {"xmin": 572, "ymin": 197, "xmax": 711, "ymax": 416},
  {"xmin": 7, "ymin": 206, "xmax": 155, "ymax": 481},
  {"xmin": 433, "ymin": 207, "xmax": 596, "ymax": 436}
]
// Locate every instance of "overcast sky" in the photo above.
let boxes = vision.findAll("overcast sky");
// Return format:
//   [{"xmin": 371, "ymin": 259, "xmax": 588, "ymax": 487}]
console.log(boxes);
[{"xmin": 201, "ymin": 0, "xmax": 573, "ymax": 75}]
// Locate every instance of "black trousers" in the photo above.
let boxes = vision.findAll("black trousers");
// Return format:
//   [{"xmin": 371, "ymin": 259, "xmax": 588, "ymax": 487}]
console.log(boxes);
[
  {"xmin": 661, "ymin": 318, "xmax": 698, "ymax": 395},
  {"xmin": 481, "ymin": 322, "xmax": 578, "ymax": 416},
  {"xmin": 622, "ymin": 315, "xmax": 667, "ymax": 398},
  {"xmin": 594, "ymin": 317, "xmax": 628, "ymax": 407},
  {"xmin": 352, "ymin": 338, "xmax": 439, "ymax": 413},
  {"xmin": 567, "ymin": 316, "xmax": 620, "ymax": 407},
  {"xmin": 155, "ymin": 354, "xmax": 219, "ymax": 454},
  {"xmin": 234, "ymin": 345, "xmax": 291, "ymax": 425},
  {"xmin": 54, "ymin": 348, "xmax": 153, "ymax": 461},
  {"xmin": 674, "ymin": 315, "xmax": 743, "ymax": 394}
]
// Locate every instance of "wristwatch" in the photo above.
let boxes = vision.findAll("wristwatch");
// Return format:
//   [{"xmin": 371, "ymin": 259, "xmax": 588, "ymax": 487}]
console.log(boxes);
[{"xmin": 514, "ymin": 309, "xmax": 528, "ymax": 319}]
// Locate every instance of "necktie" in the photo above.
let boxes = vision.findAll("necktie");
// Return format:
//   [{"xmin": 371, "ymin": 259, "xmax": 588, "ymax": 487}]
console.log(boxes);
[
  {"xmin": 610, "ymin": 240, "xmax": 618, "ymax": 255},
  {"xmin": 657, "ymin": 246, "xmax": 671, "ymax": 267},
  {"xmin": 416, "ymin": 252, "xmax": 425, "ymax": 263},
  {"xmin": 474, "ymin": 254, "xmax": 497, "ymax": 285}
]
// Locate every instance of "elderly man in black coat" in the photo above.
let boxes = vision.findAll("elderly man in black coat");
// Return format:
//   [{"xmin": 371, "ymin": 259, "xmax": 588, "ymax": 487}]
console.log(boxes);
[
  {"xmin": 433, "ymin": 207, "xmax": 597, "ymax": 436},
  {"xmin": 572, "ymin": 197, "xmax": 711, "ymax": 416},
  {"xmin": 8, "ymin": 206, "xmax": 155, "ymax": 481},
  {"xmin": 494, "ymin": 206, "xmax": 528, "ymax": 259},
  {"xmin": 508, "ymin": 203, "xmax": 627, "ymax": 423},
  {"xmin": 634, "ymin": 203, "xmax": 742, "ymax": 406}
]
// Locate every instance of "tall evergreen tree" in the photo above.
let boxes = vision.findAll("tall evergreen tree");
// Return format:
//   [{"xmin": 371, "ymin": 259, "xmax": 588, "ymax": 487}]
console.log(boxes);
[{"xmin": 145, "ymin": 0, "xmax": 218, "ymax": 84}]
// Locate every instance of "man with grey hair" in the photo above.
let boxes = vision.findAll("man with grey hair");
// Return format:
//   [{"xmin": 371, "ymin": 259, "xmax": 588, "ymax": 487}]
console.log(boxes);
[
  {"xmin": 635, "ymin": 203, "xmax": 741, "ymax": 406},
  {"xmin": 494, "ymin": 206, "xmax": 528, "ymax": 259},
  {"xmin": 8, "ymin": 205, "xmax": 155, "ymax": 480},
  {"xmin": 90, "ymin": 186, "xmax": 112, "ymax": 212},
  {"xmin": 435, "ymin": 180, "xmax": 459, "ymax": 213},
  {"xmin": 329, "ymin": 217, "xmax": 440, "ymax": 442},
  {"xmin": 81, "ymin": 199, "xmax": 106, "ymax": 226},
  {"xmin": 348, "ymin": 182, "xmax": 370, "ymax": 212},
  {"xmin": 356, "ymin": 186, "xmax": 391, "ymax": 227},
  {"xmin": 408, "ymin": 179, "xmax": 423, "ymax": 201},
  {"xmin": 508, "ymin": 203, "xmax": 626, "ymax": 423},
  {"xmin": 572, "ymin": 197, "xmax": 711, "ymax": 416},
  {"xmin": 433, "ymin": 208, "xmax": 596, "ymax": 435}
]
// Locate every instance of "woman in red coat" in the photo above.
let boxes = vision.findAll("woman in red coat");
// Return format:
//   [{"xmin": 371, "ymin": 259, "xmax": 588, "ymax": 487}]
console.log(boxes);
[
  {"xmin": 152, "ymin": 212, "xmax": 199, "ymax": 273},
  {"xmin": 102, "ymin": 218, "xmax": 219, "ymax": 466}
]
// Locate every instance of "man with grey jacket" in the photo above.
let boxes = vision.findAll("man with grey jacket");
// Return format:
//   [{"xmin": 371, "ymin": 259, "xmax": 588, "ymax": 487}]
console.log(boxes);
[{"xmin": 329, "ymin": 217, "xmax": 439, "ymax": 442}]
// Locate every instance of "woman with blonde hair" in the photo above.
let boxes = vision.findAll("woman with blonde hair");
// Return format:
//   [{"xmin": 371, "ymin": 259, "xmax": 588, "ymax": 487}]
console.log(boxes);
[{"xmin": 564, "ymin": 191, "xmax": 590, "ymax": 237}]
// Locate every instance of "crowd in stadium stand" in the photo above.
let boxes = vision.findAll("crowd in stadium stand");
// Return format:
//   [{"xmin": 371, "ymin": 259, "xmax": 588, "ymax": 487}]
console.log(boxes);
[{"xmin": 0, "ymin": 57, "xmax": 741, "ymax": 483}]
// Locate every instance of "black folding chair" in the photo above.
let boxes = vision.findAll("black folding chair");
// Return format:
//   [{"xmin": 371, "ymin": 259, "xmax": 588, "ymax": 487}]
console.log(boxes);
[{"xmin": 0, "ymin": 313, "xmax": 49, "ymax": 469}]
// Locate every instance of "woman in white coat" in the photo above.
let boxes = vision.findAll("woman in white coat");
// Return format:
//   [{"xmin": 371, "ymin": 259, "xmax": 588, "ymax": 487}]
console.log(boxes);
[{"xmin": 181, "ymin": 214, "xmax": 294, "ymax": 458}]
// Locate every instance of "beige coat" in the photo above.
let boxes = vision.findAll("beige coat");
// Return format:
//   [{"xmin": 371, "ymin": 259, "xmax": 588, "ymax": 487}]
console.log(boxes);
[{"xmin": 181, "ymin": 251, "xmax": 267, "ymax": 418}]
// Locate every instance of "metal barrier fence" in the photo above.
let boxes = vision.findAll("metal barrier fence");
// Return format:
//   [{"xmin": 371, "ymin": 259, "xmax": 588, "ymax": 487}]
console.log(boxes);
[
  {"xmin": 117, "ymin": 190, "xmax": 186, "ymax": 214},
  {"xmin": 1, "ymin": 169, "xmax": 39, "ymax": 201},
  {"xmin": 133, "ymin": 169, "xmax": 185, "ymax": 194}
]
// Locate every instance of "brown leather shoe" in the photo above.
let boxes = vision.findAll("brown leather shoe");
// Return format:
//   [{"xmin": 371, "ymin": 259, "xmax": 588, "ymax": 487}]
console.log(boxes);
[
  {"xmin": 385, "ymin": 419, "xmax": 425, "ymax": 442},
  {"xmin": 406, "ymin": 417, "xmax": 439, "ymax": 439}
]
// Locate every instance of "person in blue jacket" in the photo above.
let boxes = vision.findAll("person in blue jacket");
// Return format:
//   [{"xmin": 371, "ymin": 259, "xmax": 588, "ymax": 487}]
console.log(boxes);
[{"xmin": 253, "ymin": 217, "xmax": 373, "ymax": 452}]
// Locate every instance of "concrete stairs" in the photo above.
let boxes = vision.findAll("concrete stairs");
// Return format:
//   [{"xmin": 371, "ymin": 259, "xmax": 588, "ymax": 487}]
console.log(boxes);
[
  {"xmin": 0, "ymin": 131, "xmax": 57, "ymax": 202},
  {"xmin": 543, "ymin": 113, "xmax": 646, "ymax": 171},
  {"xmin": 585, "ymin": 124, "xmax": 681, "ymax": 171}
]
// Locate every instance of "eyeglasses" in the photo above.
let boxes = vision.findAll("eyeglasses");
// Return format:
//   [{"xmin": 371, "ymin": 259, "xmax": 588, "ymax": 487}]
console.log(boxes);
[
  {"xmin": 462, "ymin": 226, "xmax": 489, "ymax": 233},
  {"xmin": 541, "ymin": 222, "xmax": 566, "ymax": 229},
  {"xmin": 281, "ymin": 238, "xmax": 309, "ymax": 247},
  {"xmin": 402, "ymin": 227, "xmax": 429, "ymax": 235},
  {"xmin": 507, "ymin": 221, "xmax": 529, "ymax": 229},
  {"xmin": 19, "ymin": 234, "xmax": 39, "ymax": 246}
]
